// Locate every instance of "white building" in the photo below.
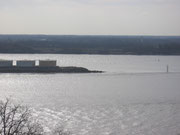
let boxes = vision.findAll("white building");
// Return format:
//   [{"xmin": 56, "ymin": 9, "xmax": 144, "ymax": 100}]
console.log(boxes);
[
  {"xmin": 39, "ymin": 60, "xmax": 57, "ymax": 67},
  {"xmin": 16, "ymin": 60, "xmax": 35, "ymax": 67},
  {"xmin": 0, "ymin": 60, "xmax": 13, "ymax": 67}
]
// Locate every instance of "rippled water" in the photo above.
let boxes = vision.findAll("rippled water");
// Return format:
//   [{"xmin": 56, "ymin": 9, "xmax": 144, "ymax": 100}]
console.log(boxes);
[{"xmin": 0, "ymin": 54, "xmax": 180, "ymax": 135}]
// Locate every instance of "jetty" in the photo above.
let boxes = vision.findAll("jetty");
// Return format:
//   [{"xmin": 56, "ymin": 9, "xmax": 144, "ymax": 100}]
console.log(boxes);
[{"xmin": 0, "ymin": 60, "xmax": 102, "ymax": 73}]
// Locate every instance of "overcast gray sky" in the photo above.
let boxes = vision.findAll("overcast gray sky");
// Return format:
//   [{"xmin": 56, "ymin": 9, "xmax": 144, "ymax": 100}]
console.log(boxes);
[{"xmin": 0, "ymin": 0, "xmax": 180, "ymax": 35}]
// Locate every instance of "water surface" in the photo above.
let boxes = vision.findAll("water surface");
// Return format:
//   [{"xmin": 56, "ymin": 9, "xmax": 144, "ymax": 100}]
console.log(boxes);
[{"xmin": 0, "ymin": 54, "xmax": 180, "ymax": 135}]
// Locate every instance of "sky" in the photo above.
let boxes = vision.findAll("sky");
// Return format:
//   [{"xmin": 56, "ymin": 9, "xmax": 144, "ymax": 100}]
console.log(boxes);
[{"xmin": 0, "ymin": 0, "xmax": 180, "ymax": 35}]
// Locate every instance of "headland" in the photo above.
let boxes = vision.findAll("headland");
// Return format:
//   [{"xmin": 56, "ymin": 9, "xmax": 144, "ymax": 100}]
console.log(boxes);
[{"xmin": 0, "ymin": 60, "xmax": 102, "ymax": 73}]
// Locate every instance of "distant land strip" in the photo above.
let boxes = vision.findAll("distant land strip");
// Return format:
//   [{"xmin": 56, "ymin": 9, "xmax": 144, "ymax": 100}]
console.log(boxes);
[{"xmin": 0, "ymin": 35, "xmax": 180, "ymax": 55}]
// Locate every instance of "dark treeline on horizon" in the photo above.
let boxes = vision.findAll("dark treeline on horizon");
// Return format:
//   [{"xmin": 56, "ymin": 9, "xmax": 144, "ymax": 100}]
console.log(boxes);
[{"xmin": 0, "ymin": 35, "xmax": 180, "ymax": 55}]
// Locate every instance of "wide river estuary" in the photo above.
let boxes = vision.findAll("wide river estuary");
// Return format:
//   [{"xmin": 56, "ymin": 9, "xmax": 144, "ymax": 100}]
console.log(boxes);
[{"xmin": 0, "ymin": 54, "xmax": 180, "ymax": 135}]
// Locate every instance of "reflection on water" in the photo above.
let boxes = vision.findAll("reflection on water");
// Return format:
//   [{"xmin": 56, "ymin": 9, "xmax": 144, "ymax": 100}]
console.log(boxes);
[
  {"xmin": 33, "ymin": 103, "xmax": 180, "ymax": 135},
  {"xmin": 0, "ymin": 54, "xmax": 180, "ymax": 134}
]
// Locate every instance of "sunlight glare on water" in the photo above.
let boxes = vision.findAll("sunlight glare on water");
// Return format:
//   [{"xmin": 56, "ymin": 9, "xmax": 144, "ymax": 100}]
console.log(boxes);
[{"xmin": 0, "ymin": 54, "xmax": 180, "ymax": 135}]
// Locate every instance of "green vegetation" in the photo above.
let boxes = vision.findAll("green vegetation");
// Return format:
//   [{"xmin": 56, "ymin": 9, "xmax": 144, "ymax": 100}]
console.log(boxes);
[{"xmin": 0, "ymin": 35, "xmax": 180, "ymax": 55}]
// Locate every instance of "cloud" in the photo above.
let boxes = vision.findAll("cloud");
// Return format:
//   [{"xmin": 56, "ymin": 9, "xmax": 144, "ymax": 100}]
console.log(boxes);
[
  {"xmin": 91, "ymin": 0, "xmax": 180, "ymax": 6},
  {"xmin": 0, "ymin": 0, "xmax": 53, "ymax": 9},
  {"xmin": 0, "ymin": 0, "xmax": 179, "ymax": 8},
  {"xmin": 0, "ymin": 0, "xmax": 180, "ymax": 35}
]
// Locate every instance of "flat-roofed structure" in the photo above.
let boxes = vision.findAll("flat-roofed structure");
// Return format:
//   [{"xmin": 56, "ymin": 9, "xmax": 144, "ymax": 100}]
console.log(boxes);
[
  {"xmin": 39, "ymin": 60, "xmax": 57, "ymax": 67},
  {"xmin": 0, "ymin": 60, "xmax": 13, "ymax": 67},
  {"xmin": 16, "ymin": 60, "xmax": 35, "ymax": 67}
]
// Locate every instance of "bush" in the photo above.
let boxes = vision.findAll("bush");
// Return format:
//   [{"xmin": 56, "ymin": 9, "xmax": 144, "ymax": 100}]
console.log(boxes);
[
  {"xmin": 0, "ymin": 98, "xmax": 71, "ymax": 135},
  {"xmin": 0, "ymin": 98, "xmax": 43, "ymax": 135}
]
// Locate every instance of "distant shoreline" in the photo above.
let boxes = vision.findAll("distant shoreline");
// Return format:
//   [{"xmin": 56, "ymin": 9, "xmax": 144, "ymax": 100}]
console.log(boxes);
[
  {"xmin": 0, "ymin": 35, "xmax": 180, "ymax": 55},
  {"xmin": 0, "ymin": 53, "xmax": 180, "ymax": 56}
]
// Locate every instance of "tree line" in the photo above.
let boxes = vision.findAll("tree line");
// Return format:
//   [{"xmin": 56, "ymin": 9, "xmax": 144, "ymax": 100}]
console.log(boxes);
[{"xmin": 0, "ymin": 35, "xmax": 180, "ymax": 55}]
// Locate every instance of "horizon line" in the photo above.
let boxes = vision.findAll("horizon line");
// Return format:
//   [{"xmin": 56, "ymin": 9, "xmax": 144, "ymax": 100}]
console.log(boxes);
[{"xmin": 0, "ymin": 34, "xmax": 180, "ymax": 37}]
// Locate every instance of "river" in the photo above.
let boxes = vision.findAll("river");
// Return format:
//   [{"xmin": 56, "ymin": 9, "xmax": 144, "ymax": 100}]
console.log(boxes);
[{"xmin": 0, "ymin": 54, "xmax": 180, "ymax": 135}]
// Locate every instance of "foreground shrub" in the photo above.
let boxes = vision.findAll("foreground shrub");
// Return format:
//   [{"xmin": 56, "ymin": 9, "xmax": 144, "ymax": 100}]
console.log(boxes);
[
  {"xmin": 0, "ymin": 98, "xmax": 71, "ymax": 135},
  {"xmin": 0, "ymin": 98, "xmax": 43, "ymax": 135}
]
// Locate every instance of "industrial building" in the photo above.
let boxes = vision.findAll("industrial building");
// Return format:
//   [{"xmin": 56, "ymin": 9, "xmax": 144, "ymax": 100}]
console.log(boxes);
[
  {"xmin": 39, "ymin": 60, "xmax": 57, "ymax": 67},
  {"xmin": 0, "ymin": 60, "xmax": 13, "ymax": 67},
  {"xmin": 0, "ymin": 60, "xmax": 57, "ymax": 67},
  {"xmin": 16, "ymin": 60, "xmax": 36, "ymax": 67}
]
